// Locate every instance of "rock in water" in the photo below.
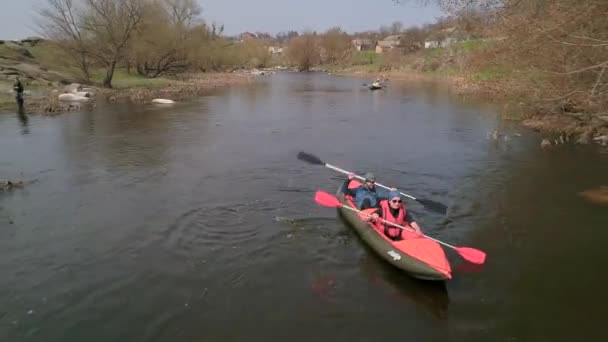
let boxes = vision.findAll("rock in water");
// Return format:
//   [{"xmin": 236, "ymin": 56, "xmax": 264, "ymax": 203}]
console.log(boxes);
[
  {"xmin": 593, "ymin": 135, "xmax": 608, "ymax": 146},
  {"xmin": 540, "ymin": 139, "xmax": 552, "ymax": 149},
  {"xmin": 58, "ymin": 93, "xmax": 89, "ymax": 102},
  {"xmin": 578, "ymin": 186, "xmax": 608, "ymax": 206},
  {"xmin": 63, "ymin": 83, "xmax": 82, "ymax": 94},
  {"xmin": 74, "ymin": 91, "xmax": 92, "ymax": 98},
  {"xmin": 152, "ymin": 98, "xmax": 175, "ymax": 104}
]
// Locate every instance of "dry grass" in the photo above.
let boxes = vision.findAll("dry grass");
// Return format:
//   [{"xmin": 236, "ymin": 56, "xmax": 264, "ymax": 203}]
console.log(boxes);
[{"xmin": 98, "ymin": 72, "xmax": 253, "ymax": 103}]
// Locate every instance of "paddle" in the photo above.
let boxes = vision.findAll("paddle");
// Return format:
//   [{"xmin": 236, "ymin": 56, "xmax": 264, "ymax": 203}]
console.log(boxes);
[
  {"xmin": 297, "ymin": 151, "xmax": 448, "ymax": 215},
  {"xmin": 314, "ymin": 191, "xmax": 486, "ymax": 265}
]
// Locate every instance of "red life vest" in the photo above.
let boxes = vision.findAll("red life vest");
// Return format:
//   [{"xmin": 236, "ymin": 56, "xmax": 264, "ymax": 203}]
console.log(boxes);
[{"xmin": 379, "ymin": 200, "xmax": 406, "ymax": 240}]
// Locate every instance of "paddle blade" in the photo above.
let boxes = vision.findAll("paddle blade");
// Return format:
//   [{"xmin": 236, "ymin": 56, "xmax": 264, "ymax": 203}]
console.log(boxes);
[
  {"xmin": 314, "ymin": 191, "xmax": 343, "ymax": 208},
  {"xmin": 297, "ymin": 151, "xmax": 325, "ymax": 166},
  {"xmin": 454, "ymin": 247, "xmax": 486, "ymax": 265},
  {"xmin": 416, "ymin": 198, "xmax": 448, "ymax": 215}
]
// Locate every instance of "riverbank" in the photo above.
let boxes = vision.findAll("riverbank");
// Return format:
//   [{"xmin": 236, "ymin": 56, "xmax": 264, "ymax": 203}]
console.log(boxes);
[
  {"xmin": 334, "ymin": 67, "xmax": 608, "ymax": 146},
  {"xmin": 0, "ymin": 72, "xmax": 254, "ymax": 115},
  {"xmin": 1, "ymin": 37, "xmax": 258, "ymax": 115},
  {"xmin": 98, "ymin": 72, "xmax": 254, "ymax": 104}
]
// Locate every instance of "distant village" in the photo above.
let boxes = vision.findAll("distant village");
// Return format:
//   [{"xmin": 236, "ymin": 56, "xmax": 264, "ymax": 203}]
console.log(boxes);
[{"xmin": 234, "ymin": 25, "xmax": 470, "ymax": 59}]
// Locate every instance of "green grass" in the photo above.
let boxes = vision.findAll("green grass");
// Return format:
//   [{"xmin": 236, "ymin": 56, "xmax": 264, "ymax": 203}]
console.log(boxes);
[
  {"xmin": 0, "ymin": 43, "xmax": 24, "ymax": 60},
  {"xmin": 0, "ymin": 91, "xmax": 17, "ymax": 112},
  {"xmin": 28, "ymin": 42, "xmax": 83, "ymax": 78},
  {"xmin": 423, "ymin": 68, "xmax": 461, "ymax": 77},
  {"xmin": 425, "ymin": 48, "xmax": 444, "ymax": 58},
  {"xmin": 470, "ymin": 66, "xmax": 513, "ymax": 81},
  {"xmin": 350, "ymin": 51, "xmax": 383, "ymax": 66},
  {"xmin": 423, "ymin": 39, "xmax": 489, "ymax": 59},
  {"xmin": 451, "ymin": 39, "xmax": 488, "ymax": 51},
  {"xmin": 91, "ymin": 69, "xmax": 176, "ymax": 89},
  {"xmin": 29, "ymin": 42, "xmax": 175, "ymax": 88},
  {"xmin": 471, "ymin": 70, "xmax": 501, "ymax": 81}
]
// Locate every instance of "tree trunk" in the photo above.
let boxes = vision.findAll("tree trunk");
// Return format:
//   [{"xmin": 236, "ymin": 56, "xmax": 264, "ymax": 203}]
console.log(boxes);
[
  {"xmin": 77, "ymin": 50, "xmax": 90, "ymax": 83},
  {"xmin": 103, "ymin": 61, "xmax": 117, "ymax": 88},
  {"xmin": 137, "ymin": 62, "xmax": 146, "ymax": 76}
]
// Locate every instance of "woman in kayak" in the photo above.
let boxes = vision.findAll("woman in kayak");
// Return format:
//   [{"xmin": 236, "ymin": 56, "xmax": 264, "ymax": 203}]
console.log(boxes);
[
  {"xmin": 368, "ymin": 190, "xmax": 424, "ymax": 241},
  {"xmin": 341, "ymin": 172, "xmax": 394, "ymax": 209}
]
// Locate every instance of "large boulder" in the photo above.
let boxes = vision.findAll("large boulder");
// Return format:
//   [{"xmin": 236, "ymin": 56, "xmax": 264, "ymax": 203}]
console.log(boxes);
[
  {"xmin": 58, "ymin": 93, "xmax": 90, "ymax": 102},
  {"xmin": 0, "ymin": 62, "xmax": 74, "ymax": 84},
  {"xmin": 20, "ymin": 37, "xmax": 44, "ymax": 47},
  {"xmin": 0, "ymin": 41, "xmax": 34, "ymax": 59},
  {"xmin": 64, "ymin": 83, "xmax": 82, "ymax": 93},
  {"xmin": 152, "ymin": 98, "xmax": 175, "ymax": 104}
]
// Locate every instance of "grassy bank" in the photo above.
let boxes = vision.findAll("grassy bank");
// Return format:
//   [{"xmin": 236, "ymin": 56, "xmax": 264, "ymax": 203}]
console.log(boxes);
[{"xmin": 97, "ymin": 72, "xmax": 253, "ymax": 103}]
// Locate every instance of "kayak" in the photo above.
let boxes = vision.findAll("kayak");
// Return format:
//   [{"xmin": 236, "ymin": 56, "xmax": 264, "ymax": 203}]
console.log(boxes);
[
  {"xmin": 369, "ymin": 83, "xmax": 383, "ymax": 90},
  {"xmin": 336, "ymin": 180, "xmax": 452, "ymax": 281}
]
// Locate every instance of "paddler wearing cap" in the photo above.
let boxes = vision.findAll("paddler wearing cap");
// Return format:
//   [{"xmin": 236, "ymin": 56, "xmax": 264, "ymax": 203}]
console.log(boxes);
[{"xmin": 340, "ymin": 172, "xmax": 396, "ymax": 210}]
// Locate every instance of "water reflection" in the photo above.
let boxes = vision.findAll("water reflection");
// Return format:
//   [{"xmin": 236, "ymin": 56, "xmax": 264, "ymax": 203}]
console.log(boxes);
[
  {"xmin": 16, "ymin": 106, "xmax": 29, "ymax": 134},
  {"xmin": 358, "ymin": 242, "xmax": 450, "ymax": 320},
  {"xmin": 1, "ymin": 71, "xmax": 606, "ymax": 341}
]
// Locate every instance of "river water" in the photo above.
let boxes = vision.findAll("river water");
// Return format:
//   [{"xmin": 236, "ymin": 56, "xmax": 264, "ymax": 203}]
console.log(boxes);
[{"xmin": 1, "ymin": 72, "xmax": 607, "ymax": 341}]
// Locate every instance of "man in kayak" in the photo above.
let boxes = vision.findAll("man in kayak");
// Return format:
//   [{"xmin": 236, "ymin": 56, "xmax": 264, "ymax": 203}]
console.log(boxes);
[
  {"xmin": 341, "ymin": 172, "xmax": 394, "ymax": 209},
  {"xmin": 369, "ymin": 190, "xmax": 424, "ymax": 241}
]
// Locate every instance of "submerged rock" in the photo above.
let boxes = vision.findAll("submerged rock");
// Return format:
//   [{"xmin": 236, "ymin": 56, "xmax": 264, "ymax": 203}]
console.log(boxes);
[
  {"xmin": 0, "ymin": 180, "xmax": 24, "ymax": 191},
  {"xmin": 578, "ymin": 186, "xmax": 608, "ymax": 206},
  {"xmin": 594, "ymin": 135, "xmax": 608, "ymax": 146},
  {"xmin": 63, "ymin": 83, "xmax": 82, "ymax": 94},
  {"xmin": 540, "ymin": 139, "xmax": 552, "ymax": 149}
]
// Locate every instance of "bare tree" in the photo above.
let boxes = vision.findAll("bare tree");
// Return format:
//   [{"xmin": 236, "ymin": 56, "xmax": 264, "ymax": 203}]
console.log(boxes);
[
  {"xmin": 394, "ymin": 0, "xmax": 608, "ymax": 117},
  {"xmin": 80, "ymin": 0, "xmax": 145, "ymax": 88},
  {"xmin": 320, "ymin": 27, "xmax": 352, "ymax": 65},
  {"xmin": 130, "ymin": 0, "xmax": 202, "ymax": 78},
  {"xmin": 162, "ymin": 0, "xmax": 202, "ymax": 28},
  {"xmin": 287, "ymin": 33, "xmax": 321, "ymax": 71},
  {"xmin": 390, "ymin": 21, "xmax": 404, "ymax": 34},
  {"xmin": 37, "ymin": 0, "xmax": 92, "ymax": 82}
]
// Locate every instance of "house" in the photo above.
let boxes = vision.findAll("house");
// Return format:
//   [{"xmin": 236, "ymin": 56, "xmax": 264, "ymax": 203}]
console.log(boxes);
[
  {"xmin": 424, "ymin": 37, "xmax": 459, "ymax": 49},
  {"xmin": 375, "ymin": 35, "xmax": 403, "ymax": 54},
  {"xmin": 239, "ymin": 32, "xmax": 258, "ymax": 42},
  {"xmin": 351, "ymin": 39, "xmax": 376, "ymax": 51},
  {"xmin": 424, "ymin": 40, "xmax": 440, "ymax": 49},
  {"xmin": 256, "ymin": 33, "xmax": 273, "ymax": 41},
  {"xmin": 424, "ymin": 27, "xmax": 462, "ymax": 48},
  {"xmin": 268, "ymin": 46, "xmax": 284, "ymax": 55}
]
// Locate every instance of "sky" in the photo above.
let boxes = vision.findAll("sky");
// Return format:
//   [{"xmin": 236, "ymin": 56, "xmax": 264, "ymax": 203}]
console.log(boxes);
[{"xmin": 0, "ymin": 0, "xmax": 444, "ymax": 40}]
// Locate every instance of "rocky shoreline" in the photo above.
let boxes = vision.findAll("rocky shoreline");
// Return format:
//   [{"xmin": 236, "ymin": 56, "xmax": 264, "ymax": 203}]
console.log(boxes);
[
  {"xmin": 1, "ymin": 72, "xmax": 255, "ymax": 115},
  {"xmin": 98, "ymin": 73, "xmax": 254, "ymax": 104}
]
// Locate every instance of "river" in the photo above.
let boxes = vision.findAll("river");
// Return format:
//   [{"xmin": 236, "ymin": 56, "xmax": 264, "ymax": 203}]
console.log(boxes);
[{"xmin": 1, "ymin": 72, "xmax": 607, "ymax": 341}]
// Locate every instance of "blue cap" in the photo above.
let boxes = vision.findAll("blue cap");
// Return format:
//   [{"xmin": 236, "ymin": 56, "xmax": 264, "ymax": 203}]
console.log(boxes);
[{"xmin": 388, "ymin": 190, "xmax": 401, "ymax": 200}]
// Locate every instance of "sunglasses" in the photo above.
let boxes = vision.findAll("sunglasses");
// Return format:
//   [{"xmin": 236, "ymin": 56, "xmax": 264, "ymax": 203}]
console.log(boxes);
[{"xmin": 390, "ymin": 199, "xmax": 402, "ymax": 204}]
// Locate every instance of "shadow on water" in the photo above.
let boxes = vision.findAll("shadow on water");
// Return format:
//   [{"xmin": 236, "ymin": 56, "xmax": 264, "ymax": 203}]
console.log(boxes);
[
  {"xmin": 336, "ymin": 209, "xmax": 450, "ymax": 320},
  {"xmin": 17, "ymin": 105, "xmax": 29, "ymax": 135},
  {"xmin": 358, "ymin": 251, "xmax": 450, "ymax": 320}
]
